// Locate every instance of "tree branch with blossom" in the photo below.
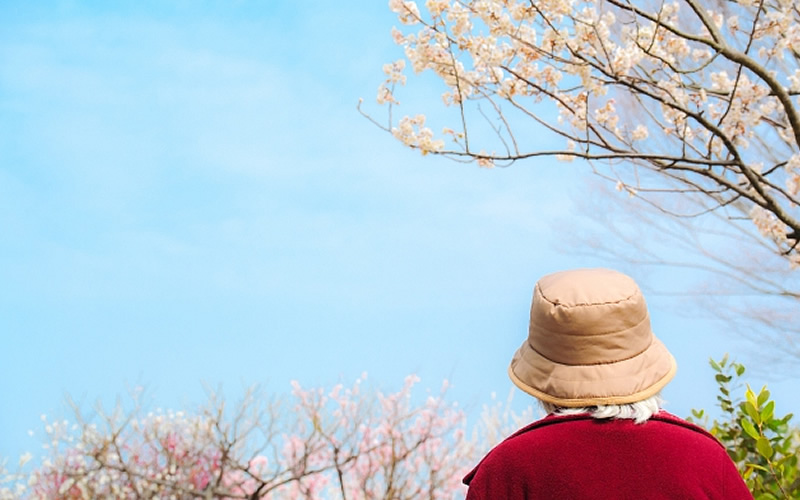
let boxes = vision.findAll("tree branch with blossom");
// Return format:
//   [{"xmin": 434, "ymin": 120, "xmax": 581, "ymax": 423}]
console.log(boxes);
[{"xmin": 368, "ymin": 0, "xmax": 800, "ymax": 265}]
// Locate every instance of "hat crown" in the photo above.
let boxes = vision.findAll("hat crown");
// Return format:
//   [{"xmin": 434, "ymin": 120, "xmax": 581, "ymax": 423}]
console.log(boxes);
[
  {"xmin": 537, "ymin": 268, "xmax": 639, "ymax": 308},
  {"xmin": 529, "ymin": 268, "xmax": 652, "ymax": 366}
]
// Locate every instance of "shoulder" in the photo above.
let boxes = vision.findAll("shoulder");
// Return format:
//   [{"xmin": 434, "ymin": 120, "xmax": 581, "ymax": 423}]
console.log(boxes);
[
  {"xmin": 647, "ymin": 411, "xmax": 721, "ymax": 439},
  {"xmin": 463, "ymin": 412, "xmax": 725, "ymax": 486},
  {"xmin": 462, "ymin": 414, "xmax": 594, "ymax": 485},
  {"xmin": 646, "ymin": 411, "xmax": 727, "ymax": 449}
]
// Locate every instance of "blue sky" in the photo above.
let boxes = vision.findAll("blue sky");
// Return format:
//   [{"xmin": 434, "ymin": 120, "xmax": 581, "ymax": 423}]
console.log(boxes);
[{"xmin": 1, "ymin": 1, "xmax": 797, "ymax": 461}]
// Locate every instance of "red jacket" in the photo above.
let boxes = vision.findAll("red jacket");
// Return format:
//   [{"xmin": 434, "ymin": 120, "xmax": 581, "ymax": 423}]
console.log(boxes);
[{"xmin": 463, "ymin": 412, "xmax": 752, "ymax": 499}]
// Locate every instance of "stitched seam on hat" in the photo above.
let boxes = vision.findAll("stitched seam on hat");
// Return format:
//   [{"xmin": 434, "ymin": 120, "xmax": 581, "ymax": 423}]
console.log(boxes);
[
  {"xmin": 529, "ymin": 312, "xmax": 649, "ymax": 338},
  {"xmin": 526, "ymin": 337, "xmax": 653, "ymax": 368},
  {"xmin": 537, "ymin": 282, "xmax": 638, "ymax": 308},
  {"xmin": 523, "ymin": 339, "xmax": 665, "ymax": 375}
]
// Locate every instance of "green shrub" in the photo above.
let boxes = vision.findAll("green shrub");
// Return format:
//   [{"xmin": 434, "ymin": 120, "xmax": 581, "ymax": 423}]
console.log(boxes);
[{"xmin": 689, "ymin": 356, "xmax": 800, "ymax": 499}]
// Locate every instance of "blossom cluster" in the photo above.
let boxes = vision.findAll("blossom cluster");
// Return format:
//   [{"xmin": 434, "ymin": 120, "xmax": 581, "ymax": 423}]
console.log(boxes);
[
  {"xmin": 392, "ymin": 114, "xmax": 445, "ymax": 153},
  {"xmin": 5, "ymin": 410, "xmax": 225, "ymax": 499}
]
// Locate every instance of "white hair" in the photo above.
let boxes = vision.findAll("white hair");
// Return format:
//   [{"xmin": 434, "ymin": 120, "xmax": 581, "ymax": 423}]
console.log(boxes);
[{"xmin": 539, "ymin": 394, "xmax": 663, "ymax": 425}]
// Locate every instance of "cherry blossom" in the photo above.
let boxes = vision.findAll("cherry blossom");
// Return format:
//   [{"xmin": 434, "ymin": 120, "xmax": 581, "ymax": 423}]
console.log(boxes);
[{"xmin": 364, "ymin": 0, "xmax": 800, "ymax": 263}]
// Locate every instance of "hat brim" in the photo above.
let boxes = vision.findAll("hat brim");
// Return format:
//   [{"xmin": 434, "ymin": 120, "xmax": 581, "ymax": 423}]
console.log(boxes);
[{"xmin": 508, "ymin": 336, "xmax": 677, "ymax": 407}]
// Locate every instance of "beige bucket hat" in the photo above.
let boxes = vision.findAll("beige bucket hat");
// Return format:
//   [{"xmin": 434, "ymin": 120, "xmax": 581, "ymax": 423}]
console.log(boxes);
[{"xmin": 508, "ymin": 268, "xmax": 677, "ymax": 407}]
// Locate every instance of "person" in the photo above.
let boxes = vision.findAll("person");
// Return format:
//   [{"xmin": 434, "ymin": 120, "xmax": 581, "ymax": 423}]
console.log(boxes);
[{"xmin": 463, "ymin": 268, "xmax": 752, "ymax": 499}]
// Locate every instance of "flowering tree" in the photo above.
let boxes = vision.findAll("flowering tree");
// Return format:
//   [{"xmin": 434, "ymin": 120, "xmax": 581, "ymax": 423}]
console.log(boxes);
[
  {"xmin": 365, "ymin": 0, "xmax": 800, "ymax": 265},
  {"xmin": 0, "ymin": 376, "xmax": 509, "ymax": 500}
]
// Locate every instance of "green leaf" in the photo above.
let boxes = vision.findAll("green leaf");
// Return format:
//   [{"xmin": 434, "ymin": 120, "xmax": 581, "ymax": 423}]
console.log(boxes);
[
  {"xmin": 745, "ymin": 462, "xmax": 769, "ymax": 472},
  {"xmin": 760, "ymin": 401, "xmax": 774, "ymax": 423},
  {"xmin": 757, "ymin": 388, "xmax": 770, "ymax": 407},
  {"xmin": 766, "ymin": 420, "xmax": 787, "ymax": 434},
  {"xmin": 735, "ymin": 364, "xmax": 745, "ymax": 376},
  {"xmin": 745, "ymin": 402, "xmax": 760, "ymax": 421},
  {"xmin": 746, "ymin": 385, "xmax": 757, "ymax": 408},
  {"xmin": 740, "ymin": 418, "xmax": 760, "ymax": 440},
  {"xmin": 745, "ymin": 401, "xmax": 761, "ymax": 424},
  {"xmin": 756, "ymin": 437, "xmax": 774, "ymax": 459},
  {"xmin": 710, "ymin": 358, "xmax": 722, "ymax": 372}
]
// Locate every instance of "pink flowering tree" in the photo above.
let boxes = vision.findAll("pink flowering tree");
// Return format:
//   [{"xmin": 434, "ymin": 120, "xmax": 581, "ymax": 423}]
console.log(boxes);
[
  {"xmin": 1, "ymin": 376, "xmax": 525, "ymax": 499},
  {"xmin": 365, "ymin": 0, "xmax": 800, "ymax": 266}
]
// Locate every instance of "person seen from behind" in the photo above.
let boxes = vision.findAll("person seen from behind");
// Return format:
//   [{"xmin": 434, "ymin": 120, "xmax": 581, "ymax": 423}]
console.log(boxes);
[{"xmin": 463, "ymin": 268, "xmax": 752, "ymax": 499}]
